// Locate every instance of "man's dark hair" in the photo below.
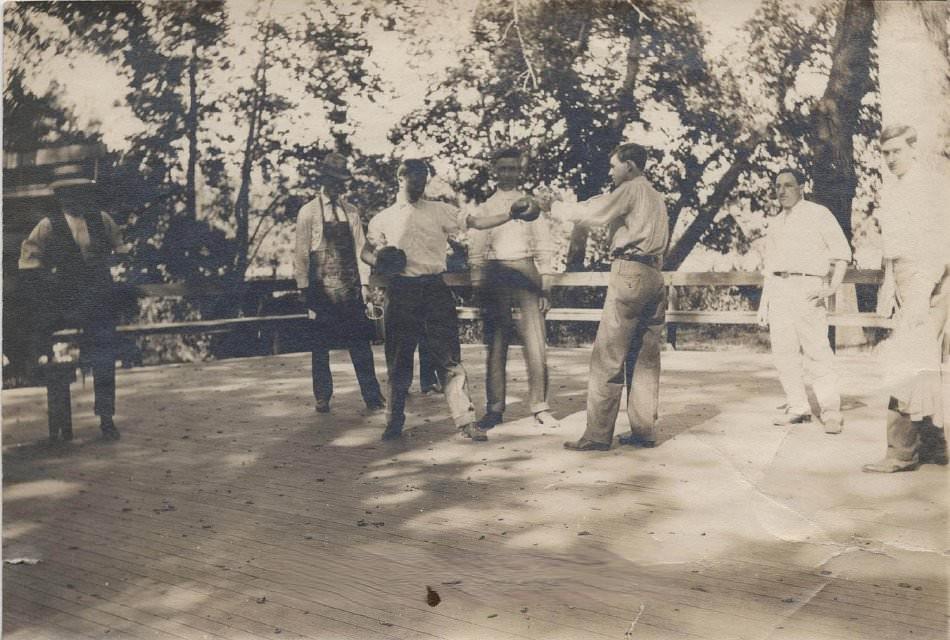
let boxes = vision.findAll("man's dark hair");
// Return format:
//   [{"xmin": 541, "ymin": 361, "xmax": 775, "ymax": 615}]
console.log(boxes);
[
  {"xmin": 774, "ymin": 167, "xmax": 807, "ymax": 186},
  {"xmin": 397, "ymin": 158, "xmax": 430, "ymax": 179},
  {"xmin": 610, "ymin": 143, "xmax": 649, "ymax": 171},
  {"xmin": 491, "ymin": 147, "xmax": 523, "ymax": 162},
  {"xmin": 880, "ymin": 124, "xmax": 917, "ymax": 146}
]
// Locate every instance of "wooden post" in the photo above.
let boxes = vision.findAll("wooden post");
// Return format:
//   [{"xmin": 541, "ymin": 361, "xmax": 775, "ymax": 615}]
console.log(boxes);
[{"xmin": 666, "ymin": 284, "xmax": 678, "ymax": 350}]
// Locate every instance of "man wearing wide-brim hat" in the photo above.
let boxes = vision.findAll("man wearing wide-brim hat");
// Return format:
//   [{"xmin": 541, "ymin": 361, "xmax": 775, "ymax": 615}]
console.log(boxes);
[
  {"xmin": 293, "ymin": 151, "xmax": 385, "ymax": 414},
  {"xmin": 18, "ymin": 162, "xmax": 126, "ymax": 442}
]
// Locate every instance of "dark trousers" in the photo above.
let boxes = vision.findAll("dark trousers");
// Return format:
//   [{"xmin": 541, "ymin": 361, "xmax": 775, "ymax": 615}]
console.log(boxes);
[
  {"xmin": 312, "ymin": 342, "xmax": 383, "ymax": 406},
  {"xmin": 384, "ymin": 276, "xmax": 475, "ymax": 430},
  {"xmin": 38, "ymin": 315, "xmax": 116, "ymax": 419},
  {"xmin": 417, "ymin": 335, "xmax": 444, "ymax": 390},
  {"xmin": 83, "ymin": 325, "xmax": 117, "ymax": 418}
]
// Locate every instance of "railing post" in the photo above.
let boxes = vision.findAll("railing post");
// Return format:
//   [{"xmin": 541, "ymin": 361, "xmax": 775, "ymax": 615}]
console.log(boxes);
[{"xmin": 666, "ymin": 284, "xmax": 678, "ymax": 350}]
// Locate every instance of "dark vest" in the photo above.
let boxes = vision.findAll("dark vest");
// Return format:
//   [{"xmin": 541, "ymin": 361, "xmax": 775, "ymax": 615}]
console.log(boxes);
[{"xmin": 46, "ymin": 210, "xmax": 114, "ymax": 325}]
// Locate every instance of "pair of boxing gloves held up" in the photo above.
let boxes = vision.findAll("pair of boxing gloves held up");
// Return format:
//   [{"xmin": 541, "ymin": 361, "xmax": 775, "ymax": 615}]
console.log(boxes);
[{"xmin": 374, "ymin": 196, "xmax": 542, "ymax": 276}]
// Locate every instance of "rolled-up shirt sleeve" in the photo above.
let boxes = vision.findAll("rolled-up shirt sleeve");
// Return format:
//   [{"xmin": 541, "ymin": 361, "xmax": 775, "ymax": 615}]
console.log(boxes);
[
  {"xmin": 816, "ymin": 209, "xmax": 852, "ymax": 263},
  {"xmin": 550, "ymin": 183, "xmax": 632, "ymax": 227},
  {"xmin": 438, "ymin": 202, "xmax": 467, "ymax": 234},
  {"xmin": 18, "ymin": 218, "xmax": 53, "ymax": 270}
]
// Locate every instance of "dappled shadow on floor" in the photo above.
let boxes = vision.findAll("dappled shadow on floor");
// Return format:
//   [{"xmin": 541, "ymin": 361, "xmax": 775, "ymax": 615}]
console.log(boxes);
[{"xmin": 3, "ymin": 348, "xmax": 946, "ymax": 639}]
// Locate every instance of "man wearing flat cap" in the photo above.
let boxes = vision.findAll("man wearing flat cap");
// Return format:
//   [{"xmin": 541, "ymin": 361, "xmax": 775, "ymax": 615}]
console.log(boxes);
[
  {"xmin": 19, "ymin": 163, "xmax": 126, "ymax": 441},
  {"xmin": 293, "ymin": 151, "xmax": 385, "ymax": 414}
]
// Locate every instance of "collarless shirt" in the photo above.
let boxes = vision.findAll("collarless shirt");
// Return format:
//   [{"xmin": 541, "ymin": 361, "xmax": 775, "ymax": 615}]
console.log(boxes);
[
  {"xmin": 763, "ymin": 199, "xmax": 852, "ymax": 276},
  {"xmin": 293, "ymin": 193, "xmax": 370, "ymax": 288},
  {"xmin": 468, "ymin": 189, "xmax": 556, "ymax": 273},
  {"xmin": 550, "ymin": 175, "xmax": 669, "ymax": 258},
  {"xmin": 878, "ymin": 166, "xmax": 950, "ymax": 274},
  {"xmin": 367, "ymin": 199, "xmax": 468, "ymax": 276}
]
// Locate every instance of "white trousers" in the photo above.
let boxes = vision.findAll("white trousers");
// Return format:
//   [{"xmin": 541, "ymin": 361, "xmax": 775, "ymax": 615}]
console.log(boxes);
[{"xmin": 768, "ymin": 276, "xmax": 841, "ymax": 417}]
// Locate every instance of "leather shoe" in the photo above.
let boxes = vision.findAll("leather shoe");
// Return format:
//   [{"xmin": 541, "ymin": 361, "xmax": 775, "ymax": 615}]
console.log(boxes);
[
  {"xmin": 773, "ymin": 413, "xmax": 811, "ymax": 426},
  {"xmin": 459, "ymin": 423, "xmax": 488, "ymax": 442},
  {"xmin": 100, "ymin": 420, "xmax": 121, "ymax": 441},
  {"xmin": 365, "ymin": 397, "xmax": 386, "ymax": 412},
  {"xmin": 476, "ymin": 412, "xmax": 503, "ymax": 431},
  {"xmin": 381, "ymin": 425, "xmax": 403, "ymax": 441},
  {"xmin": 314, "ymin": 400, "xmax": 330, "ymax": 413},
  {"xmin": 920, "ymin": 448, "xmax": 948, "ymax": 465},
  {"xmin": 534, "ymin": 410, "xmax": 560, "ymax": 428},
  {"xmin": 563, "ymin": 438, "xmax": 610, "ymax": 451},
  {"xmin": 862, "ymin": 458, "xmax": 919, "ymax": 473},
  {"xmin": 618, "ymin": 433, "xmax": 655, "ymax": 448},
  {"xmin": 822, "ymin": 413, "xmax": 843, "ymax": 435}
]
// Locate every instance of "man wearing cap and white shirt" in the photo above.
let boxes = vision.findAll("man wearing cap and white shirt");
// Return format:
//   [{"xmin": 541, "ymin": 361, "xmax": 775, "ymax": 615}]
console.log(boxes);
[
  {"xmin": 19, "ymin": 163, "xmax": 126, "ymax": 442},
  {"xmin": 362, "ymin": 158, "xmax": 524, "ymax": 442},
  {"xmin": 294, "ymin": 152, "xmax": 385, "ymax": 414},
  {"xmin": 757, "ymin": 168, "xmax": 851, "ymax": 434}
]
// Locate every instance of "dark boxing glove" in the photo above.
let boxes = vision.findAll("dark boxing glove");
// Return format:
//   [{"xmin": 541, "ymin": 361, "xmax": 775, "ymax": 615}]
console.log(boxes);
[
  {"xmin": 375, "ymin": 246, "xmax": 408, "ymax": 276},
  {"xmin": 509, "ymin": 196, "xmax": 541, "ymax": 222}
]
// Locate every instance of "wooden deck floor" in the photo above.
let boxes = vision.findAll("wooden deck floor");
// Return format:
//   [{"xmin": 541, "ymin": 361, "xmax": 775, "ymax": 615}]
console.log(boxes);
[{"xmin": 3, "ymin": 346, "xmax": 947, "ymax": 640}]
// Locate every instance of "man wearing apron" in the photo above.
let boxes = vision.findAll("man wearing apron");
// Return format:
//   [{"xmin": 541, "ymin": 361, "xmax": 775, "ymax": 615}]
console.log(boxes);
[{"xmin": 294, "ymin": 153, "xmax": 385, "ymax": 414}]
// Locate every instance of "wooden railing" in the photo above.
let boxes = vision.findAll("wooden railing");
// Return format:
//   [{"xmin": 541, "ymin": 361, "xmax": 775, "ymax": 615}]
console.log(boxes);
[
  {"xmin": 33, "ymin": 269, "xmax": 885, "ymax": 436},
  {"xmin": 48, "ymin": 268, "xmax": 890, "ymax": 344}
]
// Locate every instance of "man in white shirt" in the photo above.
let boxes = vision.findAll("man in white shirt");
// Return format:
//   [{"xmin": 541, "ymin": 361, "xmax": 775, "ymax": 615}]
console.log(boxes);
[
  {"xmin": 863, "ymin": 124, "xmax": 949, "ymax": 472},
  {"xmin": 362, "ymin": 158, "xmax": 517, "ymax": 442},
  {"xmin": 469, "ymin": 148, "xmax": 559, "ymax": 430},
  {"xmin": 757, "ymin": 168, "xmax": 852, "ymax": 433}
]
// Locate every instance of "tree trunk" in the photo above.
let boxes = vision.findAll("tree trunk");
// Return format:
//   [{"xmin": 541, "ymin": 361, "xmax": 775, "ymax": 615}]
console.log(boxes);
[
  {"xmin": 810, "ymin": 0, "xmax": 875, "ymax": 240},
  {"xmin": 663, "ymin": 131, "xmax": 765, "ymax": 271},
  {"xmin": 565, "ymin": 11, "xmax": 642, "ymax": 270},
  {"xmin": 874, "ymin": 1, "xmax": 950, "ymax": 162},
  {"xmin": 185, "ymin": 40, "xmax": 199, "ymax": 224},
  {"xmin": 233, "ymin": 20, "xmax": 274, "ymax": 280}
]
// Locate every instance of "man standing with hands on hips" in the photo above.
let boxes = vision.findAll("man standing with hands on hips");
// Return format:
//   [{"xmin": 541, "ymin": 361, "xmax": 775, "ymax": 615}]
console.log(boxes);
[
  {"xmin": 757, "ymin": 168, "xmax": 851, "ymax": 434},
  {"xmin": 542, "ymin": 143, "xmax": 669, "ymax": 451},
  {"xmin": 294, "ymin": 152, "xmax": 385, "ymax": 415}
]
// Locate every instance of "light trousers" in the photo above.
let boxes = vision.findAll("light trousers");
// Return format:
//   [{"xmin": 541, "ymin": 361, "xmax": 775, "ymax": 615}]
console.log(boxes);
[{"xmin": 767, "ymin": 275, "xmax": 840, "ymax": 417}]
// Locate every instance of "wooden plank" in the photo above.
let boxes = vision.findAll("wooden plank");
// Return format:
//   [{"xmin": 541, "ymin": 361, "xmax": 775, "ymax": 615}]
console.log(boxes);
[
  {"xmin": 1, "ymin": 184, "xmax": 54, "ymax": 200},
  {"xmin": 4, "ymin": 349, "xmax": 946, "ymax": 639},
  {"xmin": 3, "ymin": 144, "xmax": 108, "ymax": 169}
]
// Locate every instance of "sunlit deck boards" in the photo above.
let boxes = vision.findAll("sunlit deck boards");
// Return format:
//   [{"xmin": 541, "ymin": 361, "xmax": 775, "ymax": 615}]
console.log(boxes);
[{"xmin": 3, "ymin": 347, "xmax": 947, "ymax": 639}]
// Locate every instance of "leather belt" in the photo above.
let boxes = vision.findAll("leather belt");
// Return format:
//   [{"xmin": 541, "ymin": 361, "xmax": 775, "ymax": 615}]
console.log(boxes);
[
  {"xmin": 612, "ymin": 249, "xmax": 660, "ymax": 268},
  {"xmin": 772, "ymin": 271, "xmax": 818, "ymax": 278}
]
